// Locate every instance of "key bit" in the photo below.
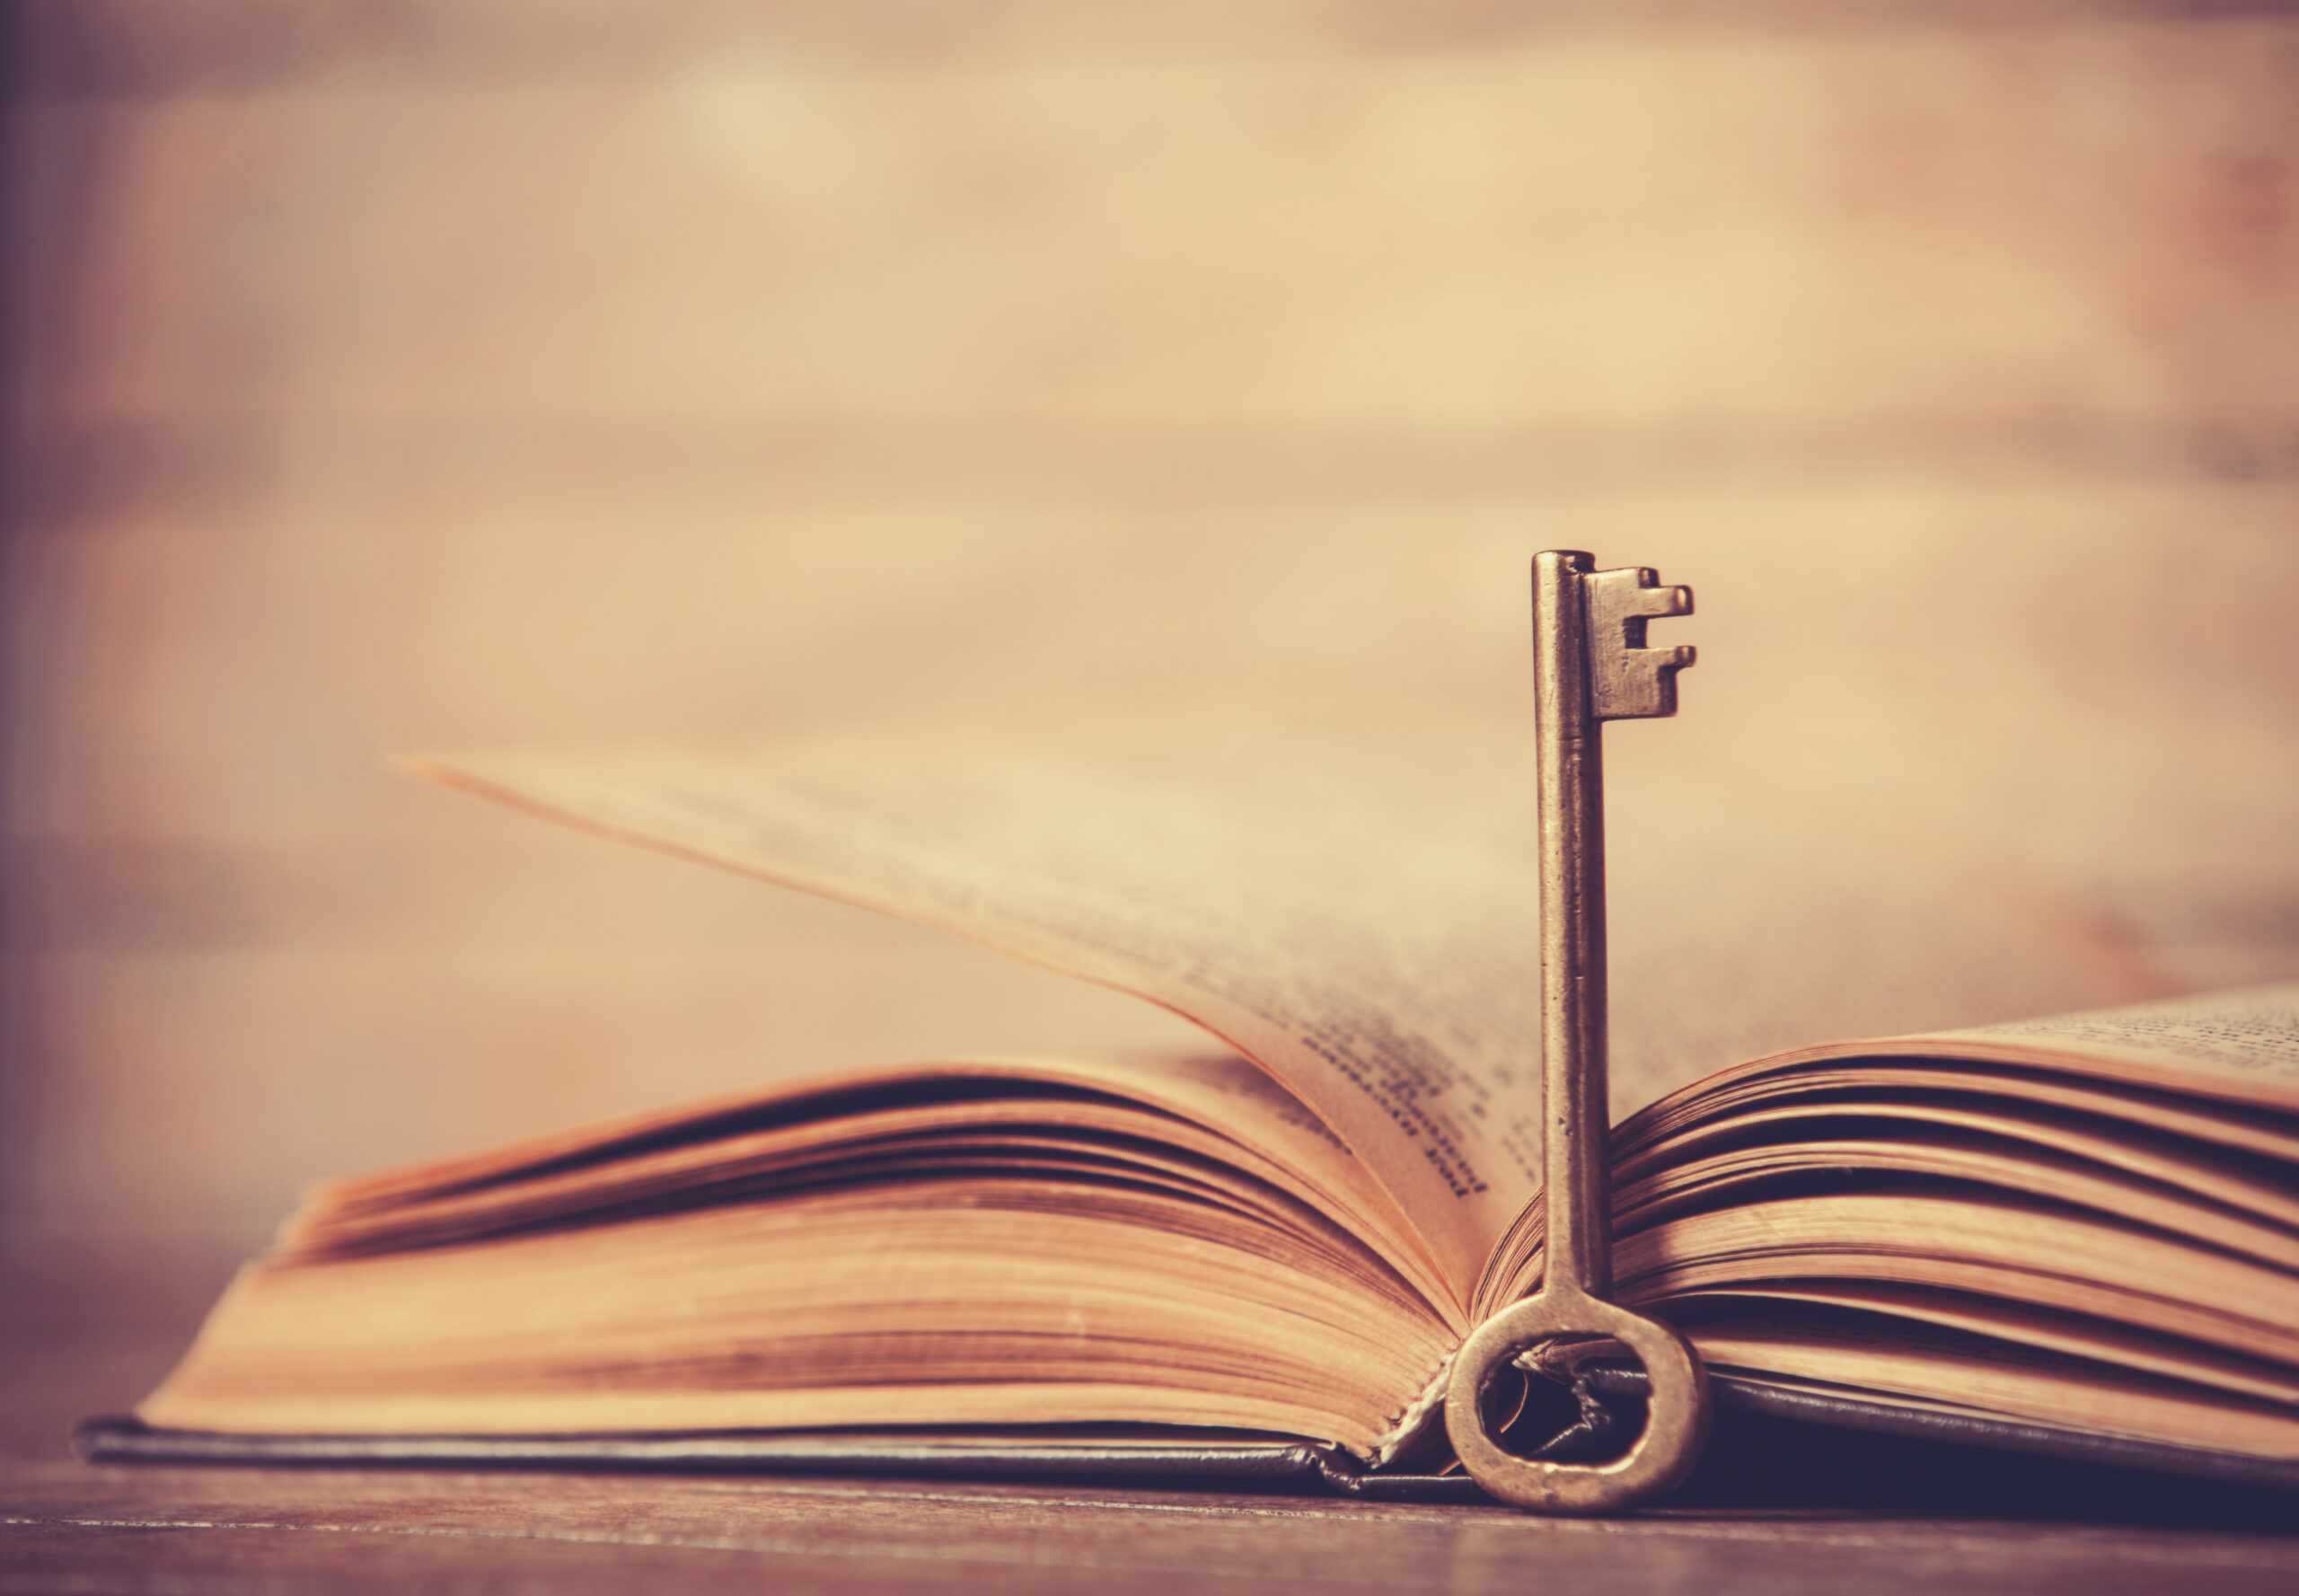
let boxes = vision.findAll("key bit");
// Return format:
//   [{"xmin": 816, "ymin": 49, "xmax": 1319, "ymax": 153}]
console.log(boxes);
[
  {"xmin": 1444, "ymin": 550, "xmax": 1710, "ymax": 1513},
  {"xmin": 1585, "ymin": 567, "xmax": 1695, "ymax": 721}
]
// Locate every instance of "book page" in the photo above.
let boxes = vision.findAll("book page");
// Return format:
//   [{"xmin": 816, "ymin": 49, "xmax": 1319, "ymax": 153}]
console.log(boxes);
[
  {"xmin": 1731, "ymin": 984, "xmax": 2299, "ymax": 1116},
  {"xmin": 420, "ymin": 727, "xmax": 2145, "ymax": 1303},
  {"xmin": 1924, "ymin": 983, "xmax": 2299, "ymax": 1094}
]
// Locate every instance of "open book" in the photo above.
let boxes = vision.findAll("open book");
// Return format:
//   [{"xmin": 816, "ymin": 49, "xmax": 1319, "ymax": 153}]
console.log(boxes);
[{"xmin": 97, "ymin": 734, "xmax": 2299, "ymax": 1495}]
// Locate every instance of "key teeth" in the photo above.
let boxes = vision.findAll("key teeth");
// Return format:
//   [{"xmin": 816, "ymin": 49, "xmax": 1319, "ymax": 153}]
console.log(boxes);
[
  {"xmin": 1618, "ymin": 572, "xmax": 1692, "ymax": 623},
  {"xmin": 1585, "ymin": 567, "xmax": 1695, "ymax": 722}
]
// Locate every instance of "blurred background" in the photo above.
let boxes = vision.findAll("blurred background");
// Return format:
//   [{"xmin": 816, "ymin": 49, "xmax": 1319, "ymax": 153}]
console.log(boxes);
[{"xmin": 2, "ymin": 1, "xmax": 2296, "ymax": 1439}]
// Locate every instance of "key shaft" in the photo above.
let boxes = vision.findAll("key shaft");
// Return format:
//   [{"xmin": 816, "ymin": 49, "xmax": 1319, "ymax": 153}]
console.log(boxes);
[{"xmin": 1531, "ymin": 551, "xmax": 1614, "ymax": 1304}]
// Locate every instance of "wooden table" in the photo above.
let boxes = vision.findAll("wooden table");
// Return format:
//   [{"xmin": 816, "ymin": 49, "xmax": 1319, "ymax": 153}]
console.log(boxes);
[
  {"xmin": 17, "ymin": 1459, "xmax": 2299, "ymax": 1596},
  {"xmin": 7, "ymin": 1320, "xmax": 2297, "ymax": 1594}
]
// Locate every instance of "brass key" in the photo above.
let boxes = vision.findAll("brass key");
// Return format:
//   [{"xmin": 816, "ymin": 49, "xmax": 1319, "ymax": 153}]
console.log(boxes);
[{"xmin": 1444, "ymin": 550, "xmax": 1710, "ymax": 1513}]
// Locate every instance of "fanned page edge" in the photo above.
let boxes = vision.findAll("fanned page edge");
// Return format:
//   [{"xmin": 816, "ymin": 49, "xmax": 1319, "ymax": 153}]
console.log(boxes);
[
  {"xmin": 406, "ymin": 750, "xmax": 1485, "ymax": 1312},
  {"xmin": 1472, "ymin": 983, "xmax": 2299, "ymax": 1319},
  {"xmin": 287, "ymin": 1048, "xmax": 1458, "ymax": 1325}
]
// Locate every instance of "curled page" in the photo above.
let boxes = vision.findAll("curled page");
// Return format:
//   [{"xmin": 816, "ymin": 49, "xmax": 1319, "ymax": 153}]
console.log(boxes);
[{"xmin": 420, "ymin": 729, "xmax": 2145, "ymax": 1307}]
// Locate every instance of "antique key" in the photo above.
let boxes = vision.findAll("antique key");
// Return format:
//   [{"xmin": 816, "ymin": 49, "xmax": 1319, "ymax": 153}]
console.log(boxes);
[{"xmin": 1444, "ymin": 550, "xmax": 1710, "ymax": 1512}]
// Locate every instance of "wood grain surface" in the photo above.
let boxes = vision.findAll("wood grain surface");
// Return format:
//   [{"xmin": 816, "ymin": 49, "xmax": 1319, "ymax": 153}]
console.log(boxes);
[
  {"xmin": 7, "ymin": 1311, "xmax": 2299, "ymax": 1594},
  {"xmin": 8, "ymin": 1459, "xmax": 2299, "ymax": 1596}
]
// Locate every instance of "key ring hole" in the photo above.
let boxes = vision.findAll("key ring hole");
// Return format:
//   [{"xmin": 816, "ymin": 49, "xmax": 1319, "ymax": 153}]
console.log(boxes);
[
  {"xmin": 1483, "ymin": 1336, "xmax": 1650, "ymax": 1466},
  {"xmin": 1447, "ymin": 1299, "xmax": 1713, "ymax": 1509}
]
